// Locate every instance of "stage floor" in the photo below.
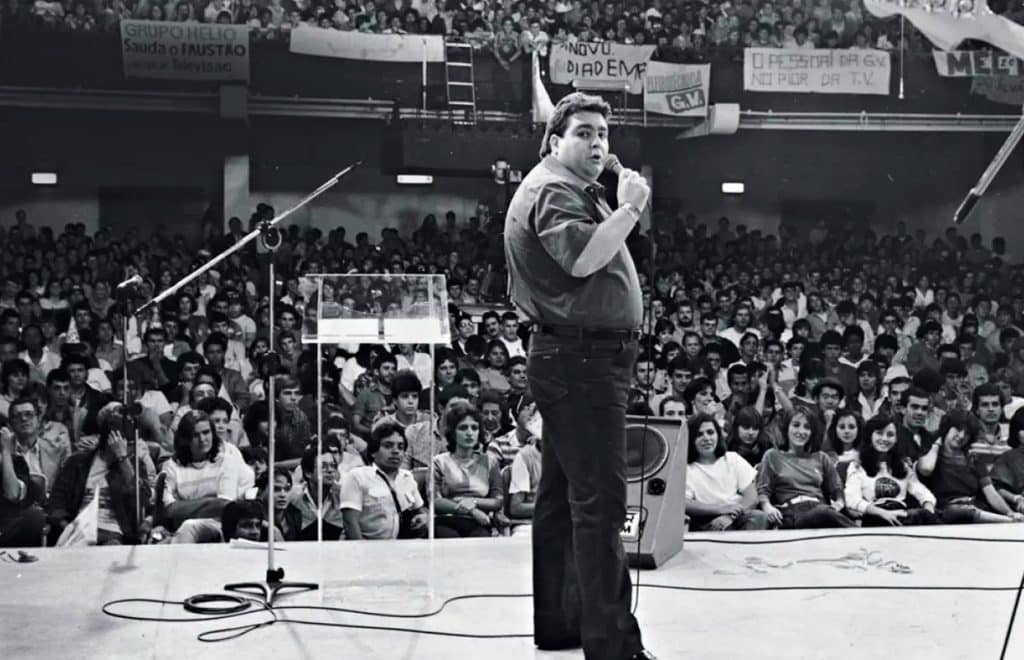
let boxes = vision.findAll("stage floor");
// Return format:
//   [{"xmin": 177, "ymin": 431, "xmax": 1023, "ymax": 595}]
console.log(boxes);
[{"xmin": 3, "ymin": 525, "xmax": 1024, "ymax": 660}]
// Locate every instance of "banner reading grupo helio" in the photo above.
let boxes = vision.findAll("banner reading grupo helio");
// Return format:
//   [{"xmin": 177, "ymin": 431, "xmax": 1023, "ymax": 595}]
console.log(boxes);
[{"xmin": 120, "ymin": 20, "xmax": 249, "ymax": 81}]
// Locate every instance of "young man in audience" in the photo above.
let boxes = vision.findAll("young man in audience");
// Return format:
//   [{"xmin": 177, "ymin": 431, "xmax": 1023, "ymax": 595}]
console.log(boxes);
[
  {"xmin": 507, "ymin": 403, "xmax": 542, "ymax": 530},
  {"xmin": 897, "ymin": 386, "xmax": 937, "ymax": 463},
  {"xmin": 288, "ymin": 445, "xmax": 346, "ymax": 541},
  {"xmin": 203, "ymin": 332, "xmax": 251, "ymax": 414},
  {"xmin": 340, "ymin": 420, "xmax": 427, "ymax": 540},
  {"xmin": 5, "ymin": 396, "xmax": 69, "ymax": 500},
  {"xmin": 499, "ymin": 311, "xmax": 526, "ymax": 358},
  {"xmin": 0, "ymin": 413, "xmax": 48, "ymax": 547},
  {"xmin": 128, "ymin": 328, "xmax": 177, "ymax": 390},
  {"xmin": 352, "ymin": 353, "xmax": 397, "ymax": 439},
  {"xmin": 46, "ymin": 402, "xmax": 153, "ymax": 545}
]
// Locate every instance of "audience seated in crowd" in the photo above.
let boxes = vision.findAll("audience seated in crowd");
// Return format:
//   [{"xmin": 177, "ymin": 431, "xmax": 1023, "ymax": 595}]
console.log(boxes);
[
  {"xmin": 0, "ymin": 0, "xmax": 956, "ymax": 62},
  {"xmin": 4, "ymin": 201, "xmax": 1024, "ymax": 547}
]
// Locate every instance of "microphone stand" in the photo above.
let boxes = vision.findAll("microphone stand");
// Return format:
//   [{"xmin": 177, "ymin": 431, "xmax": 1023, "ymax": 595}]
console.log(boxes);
[
  {"xmin": 954, "ymin": 107, "xmax": 1024, "ymax": 225},
  {"xmin": 116, "ymin": 286, "xmax": 140, "ymax": 535},
  {"xmin": 134, "ymin": 162, "xmax": 361, "ymax": 606}
]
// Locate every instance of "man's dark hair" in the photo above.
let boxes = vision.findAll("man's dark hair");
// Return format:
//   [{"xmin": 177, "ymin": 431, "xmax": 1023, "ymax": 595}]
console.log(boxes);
[
  {"xmin": 539, "ymin": 92, "xmax": 612, "ymax": 158},
  {"xmin": 391, "ymin": 369, "xmax": 423, "ymax": 396},
  {"xmin": 367, "ymin": 419, "xmax": 407, "ymax": 456},
  {"xmin": 370, "ymin": 352, "xmax": 397, "ymax": 372},
  {"xmin": 456, "ymin": 367, "xmax": 481, "ymax": 385},
  {"xmin": 221, "ymin": 499, "xmax": 266, "ymax": 541},
  {"xmin": 61, "ymin": 353, "xmax": 89, "ymax": 371},
  {"xmin": 820, "ymin": 330, "xmax": 843, "ymax": 349},
  {"xmin": 900, "ymin": 386, "xmax": 931, "ymax": 407},
  {"xmin": 195, "ymin": 396, "xmax": 234, "ymax": 419},
  {"xmin": 204, "ymin": 332, "xmax": 229, "ymax": 353},
  {"xmin": 972, "ymin": 382, "xmax": 1003, "ymax": 412},
  {"xmin": 46, "ymin": 367, "xmax": 70, "ymax": 387},
  {"xmin": 195, "ymin": 366, "xmax": 223, "ymax": 392},
  {"xmin": 178, "ymin": 351, "xmax": 206, "ymax": 368}
]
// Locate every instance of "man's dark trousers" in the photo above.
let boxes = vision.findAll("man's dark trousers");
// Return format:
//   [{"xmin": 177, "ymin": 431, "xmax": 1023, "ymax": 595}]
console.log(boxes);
[{"xmin": 527, "ymin": 333, "xmax": 643, "ymax": 660}]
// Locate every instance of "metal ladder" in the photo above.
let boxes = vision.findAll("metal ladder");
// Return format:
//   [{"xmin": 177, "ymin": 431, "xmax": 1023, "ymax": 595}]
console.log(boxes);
[{"xmin": 444, "ymin": 38, "xmax": 477, "ymax": 126}]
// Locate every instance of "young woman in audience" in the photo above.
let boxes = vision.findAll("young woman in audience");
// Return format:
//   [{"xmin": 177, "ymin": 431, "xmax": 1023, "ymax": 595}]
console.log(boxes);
[
  {"xmin": 161, "ymin": 410, "xmax": 253, "ymax": 543},
  {"xmin": 992, "ymin": 408, "xmax": 1024, "ymax": 514},
  {"xmin": 477, "ymin": 340, "xmax": 512, "ymax": 394},
  {"xmin": 844, "ymin": 415, "xmax": 938, "ymax": 526},
  {"xmin": 822, "ymin": 409, "xmax": 862, "ymax": 483},
  {"xmin": 0, "ymin": 359, "xmax": 30, "ymax": 419},
  {"xmin": 726, "ymin": 406, "xmax": 771, "ymax": 467},
  {"xmin": 39, "ymin": 280, "xmax": 68, "ymax": 311},
  {"xmin": 431, "ymin": 401, "xmax": 503, "ymax": 538},
  {"xmin": 917, "ymin": 411, "xmax": 1024, "ymax": 524},
  {"xmin": 682, "ymin": 376, "xmax": 726, "ymax": 423},
  {"xmin": 757, "ymin": 405, "xmax": 855, "ymax": 529},
  {"xmin": 685, "ymin": 414, "xmax": 768, "ymax": 531},
  {"xmin": 253, "ymin": 467, "xmax": 301, "ymax": 541}
]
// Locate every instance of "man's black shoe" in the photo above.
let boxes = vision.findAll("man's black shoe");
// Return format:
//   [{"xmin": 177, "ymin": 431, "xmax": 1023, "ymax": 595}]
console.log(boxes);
[
  {"xmin": 628, "ymin": 650, "xmax": 659, "ymax": 660},
  {"xmin": 536, "ymin": 638, "xmax": 582, "ymax": 651}
]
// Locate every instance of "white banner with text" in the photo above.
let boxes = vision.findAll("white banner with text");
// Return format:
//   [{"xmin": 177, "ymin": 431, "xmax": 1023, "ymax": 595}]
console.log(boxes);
[
  {"xmin": 743, "ymin": 48, "xmax": 890, "ymax": 94},
  {"xmin": 289, "ymin": 26, "xmax": 445, "ymax": 62},
  {"xmin": 549, "ymin": 41, "xmax": 656, "ymax": 94},
  {"xmin": 643, "ymin": 61, "xmax": 711, "ymax": 117},
  {"xmin": 120, "ymin": 20, "xmax": 249, "ymax": 81}
]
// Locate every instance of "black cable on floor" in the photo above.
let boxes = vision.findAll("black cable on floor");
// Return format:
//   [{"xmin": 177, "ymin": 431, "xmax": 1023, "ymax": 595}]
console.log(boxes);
[
  {"xmin": 685, "ymin": 530, "xmax": 1024, "ymax": 545},
  {"xmin": 999, "ymin": 566, "xmax": 1024, "ymax": 660},
  {"xmin": 99, "ymin": 529, "xmax": 1024, "ymax": 644}
]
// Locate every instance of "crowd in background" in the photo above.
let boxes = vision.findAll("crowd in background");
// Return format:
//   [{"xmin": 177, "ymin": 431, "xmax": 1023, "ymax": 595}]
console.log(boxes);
[
  {"xmin": 4, "ymin": 199, "xmax": 1024, "ymax": 547},
  {"xmin": 2, "ymin": 0, "xmax": 977, "ymax": 58}
]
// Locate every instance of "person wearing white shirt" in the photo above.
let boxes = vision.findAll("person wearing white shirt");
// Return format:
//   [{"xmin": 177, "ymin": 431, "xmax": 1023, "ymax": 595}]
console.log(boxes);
[
  {"xmin": 844, "ymin": 416, "xmax": 938, "ymax": 526},
  {"xmin": 498, "ymin": 312, "xmax": 526, "ymax": 359},
  {"xmin": 162, "ymin": 410, "xmax": 252, "ymax": 543},
  {"xmin": 717, "ymin": 305, "xmax": 760, "ymax": 351},
  {"xmin": 782, "ymin": 27, "xmax": 816, "ymax": 49},
  {"xmin": 340, "ymin": 421, "xmax": 428, "ymax": 540},
  {"xmin": 684, "ymin": 415, "xmax": 768, "ymax": 530},
  {"xmin": 521, "ymin": 19, "xmax": 550, "ymax": 56},
  {"xmin": 395, "ymin": 345, "xmax": 434, "ymax": 389}
]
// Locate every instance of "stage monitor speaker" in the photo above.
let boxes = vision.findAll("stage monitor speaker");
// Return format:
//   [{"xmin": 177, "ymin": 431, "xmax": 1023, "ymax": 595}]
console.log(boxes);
[{"xmin": 622, "ymin": 415, "xmax": 687, "ymax": 569}]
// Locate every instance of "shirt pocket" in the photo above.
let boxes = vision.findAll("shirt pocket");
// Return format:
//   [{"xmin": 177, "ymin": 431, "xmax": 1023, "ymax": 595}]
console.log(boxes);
[{"xmin": 367, "ymin": 485, "xmax": 392, "ymax": 501}]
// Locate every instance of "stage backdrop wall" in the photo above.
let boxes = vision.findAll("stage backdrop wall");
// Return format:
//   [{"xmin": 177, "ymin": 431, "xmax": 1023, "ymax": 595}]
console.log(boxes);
[{"xmin": 2, "ymin": 113, "xmax": 1023, "ymax": 250}]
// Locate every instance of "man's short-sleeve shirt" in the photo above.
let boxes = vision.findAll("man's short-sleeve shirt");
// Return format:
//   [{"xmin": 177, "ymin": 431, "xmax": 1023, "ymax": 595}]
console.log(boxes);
[
  {"xmin": 339, "ymin": 465, "xmax": 423, "ymax": 539},
  {"xmin": 504, "ymin": 155, "xmax": 642, "ymax": 329}
]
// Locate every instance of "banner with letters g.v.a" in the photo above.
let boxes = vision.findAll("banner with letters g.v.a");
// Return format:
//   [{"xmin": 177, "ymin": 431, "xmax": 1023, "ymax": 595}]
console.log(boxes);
[
  {"xmin": 120, "ymin": 20, "xmax": 249, "ymax": 81},
  {"xmin": 643, "ymin": 61, "xmax": 711, "ymax": 117}
]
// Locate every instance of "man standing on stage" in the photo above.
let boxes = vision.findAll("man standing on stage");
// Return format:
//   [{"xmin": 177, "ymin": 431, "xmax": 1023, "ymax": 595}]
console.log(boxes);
[{"xmin": 504, "ymin": 92, "xmax": 655, "ymax": 660}]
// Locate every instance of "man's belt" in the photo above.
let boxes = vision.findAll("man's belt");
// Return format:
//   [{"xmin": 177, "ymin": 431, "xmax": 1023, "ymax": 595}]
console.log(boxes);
[{"xmin": 535, "ymin": 324, "xmax": 641, "ymax": 342}]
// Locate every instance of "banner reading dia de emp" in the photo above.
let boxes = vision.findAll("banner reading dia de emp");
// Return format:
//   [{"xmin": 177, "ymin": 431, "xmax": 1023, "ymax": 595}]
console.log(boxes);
[
  {"xmin": 120, "ymin": 20, "xmax": 249, "ymax": 81},
  {"xmin": 744, "ymin": 48, "xmax": 890, "ymax": 95},
  {"xmin": 549, "ymin": 41, "xmax": 656, "ymax": 94},
  {"xmin": 644, "ymin": 61, "xmax": 710, "ymax": 117}
]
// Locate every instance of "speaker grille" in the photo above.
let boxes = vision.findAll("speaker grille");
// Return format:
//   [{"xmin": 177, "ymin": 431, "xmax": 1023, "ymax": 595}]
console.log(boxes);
[{"xmin": 625, "ymin": 424, "xmax": 670, "ymax": 482}]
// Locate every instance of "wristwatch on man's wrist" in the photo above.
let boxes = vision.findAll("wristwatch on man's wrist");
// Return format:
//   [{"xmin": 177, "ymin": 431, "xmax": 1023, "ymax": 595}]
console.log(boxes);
[{"xmin": 620, "ymin": 202, "xmax": 642, "ymax": 219}]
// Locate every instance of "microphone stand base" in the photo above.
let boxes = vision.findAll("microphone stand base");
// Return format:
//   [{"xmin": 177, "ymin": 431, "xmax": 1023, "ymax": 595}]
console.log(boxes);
[{"xmin": 225, "ymin": 569, "xmax": 318, "ymax": 607}]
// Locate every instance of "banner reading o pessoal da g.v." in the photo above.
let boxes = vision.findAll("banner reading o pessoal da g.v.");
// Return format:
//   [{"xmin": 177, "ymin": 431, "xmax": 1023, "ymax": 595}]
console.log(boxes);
[{"xmin": 120, "ymin": 20, "xmax": 249, "ymax": 81}]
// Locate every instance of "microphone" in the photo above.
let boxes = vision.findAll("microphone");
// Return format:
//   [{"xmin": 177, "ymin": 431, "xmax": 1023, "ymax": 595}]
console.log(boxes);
[
  {"xmin": 604, "ymin": 153, "xmax": 624, "ymax": 176},
  {"xmin": 953, "ymin": 190, "xmax": 980, "ymax": 226},
  {"xmin": 116, "ymin": 274, "xmax": 143, "ymax": 290}
]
